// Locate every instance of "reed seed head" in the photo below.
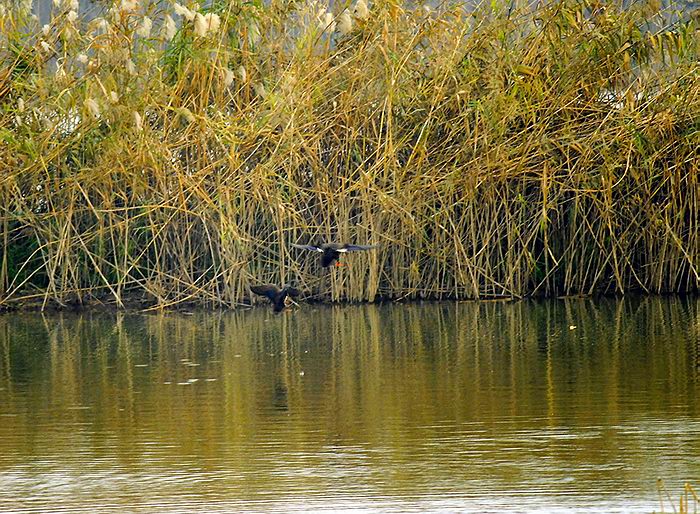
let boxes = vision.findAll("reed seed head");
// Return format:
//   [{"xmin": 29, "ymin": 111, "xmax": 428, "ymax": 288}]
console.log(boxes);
[
  {"xmin": 337, "ymin": 11, "xmax": 352, "ymax": 34},
  {"xmin": 162, "ymin": 14, "xmax": 176, "ymax": 40},
  {"xmin": 193, "ymin": 12, "xmax": 207, "ymax": 36},
  {"xmin": 85, "ymin": 98, "xmax": 100, "ymax": 119},
  {"xmin": 319, "ymin": 11, "xmax": 335, "ymax": 33},
  {"xmin": 136, "ymin": 16, "xmax": 152, "ymax": 37},
  {"xmin": 173, "ymin": 2, "xmax": 195, "ymax": 21},
  {"xmin": 133, "ymin": 111, "xmax": 143, "ymax": 131},
  {"xmin": 120, "ymin": 0, "xmax": 138, "ymax": 13},
  {"xmin": 353, "ymin": 0, "xmax": 368, "ymax": 20},
  {"xmin": 178, "ymin": 107, "xmax": 195, "ymax": 124},
  {"xmin": 90, "ymin": 17, "xmax": 109, "ymax": 33},
  {"xmin": 205, "ymin": 12, "xmax": 220, "ymax": 34},
  {"xmin": 253, "ymin": 82, "xmax": 266, "ymax": 98},
  {"xmin": 223, "ymin": 68, "xmax": 235, "ymax": 88}
]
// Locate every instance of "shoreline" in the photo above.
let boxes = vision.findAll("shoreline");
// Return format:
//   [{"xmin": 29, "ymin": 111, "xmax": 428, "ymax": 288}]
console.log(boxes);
[{"xmin": 1, "ymin": 290, "xmax": 695, "ymax": 315}]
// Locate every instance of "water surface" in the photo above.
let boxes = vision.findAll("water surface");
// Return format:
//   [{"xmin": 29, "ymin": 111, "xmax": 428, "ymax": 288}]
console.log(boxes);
[{"xmin": 1, "ymin": 298, "xmax": 698, "ymax": 513}]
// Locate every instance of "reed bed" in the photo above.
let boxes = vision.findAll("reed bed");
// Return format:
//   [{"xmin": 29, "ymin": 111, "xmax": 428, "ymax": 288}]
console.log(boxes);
[{"xmin": 0, "ymin": 0, "xmax": 698, "ymax": 309}]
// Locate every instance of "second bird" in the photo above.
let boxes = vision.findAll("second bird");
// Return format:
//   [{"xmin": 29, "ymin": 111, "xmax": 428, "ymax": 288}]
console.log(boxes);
[
  {"xmin": 250, "ymin": 284, "xmax": 301, "ymax": 312},
  {"xmin": 292, "ymin": 243, "xmax": 378, "ymax": 268}
]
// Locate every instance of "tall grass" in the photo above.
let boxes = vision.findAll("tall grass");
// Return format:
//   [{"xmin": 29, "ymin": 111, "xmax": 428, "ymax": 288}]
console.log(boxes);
[{"xmin": 0, "ymin": 0, "xmax": 698, "ymax": 309}]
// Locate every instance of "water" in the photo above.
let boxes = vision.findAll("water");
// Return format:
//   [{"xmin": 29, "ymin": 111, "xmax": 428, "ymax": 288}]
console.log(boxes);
[{"xmin": 0, "ymin": 298, "xmax": 698, "ymax": 513}]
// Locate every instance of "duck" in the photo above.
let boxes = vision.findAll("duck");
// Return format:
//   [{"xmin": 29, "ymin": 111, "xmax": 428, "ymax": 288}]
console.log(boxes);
[
  {"xmin": 291, "ymin": 243, "xmax": 378, "ymax": 268},
  {"xmin": 250, "ymin": 283, "xmax": 301, "ymax": 312}
]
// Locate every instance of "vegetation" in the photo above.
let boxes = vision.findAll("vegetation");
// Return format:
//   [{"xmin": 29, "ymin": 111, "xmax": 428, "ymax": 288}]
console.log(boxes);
[
  {"xmin": 657, "ymin": 481, "xmax": 699, "ymax": 513},
  {"xmin": 0, "ymin": 0, "xmax": 697, "ymax": 309}
]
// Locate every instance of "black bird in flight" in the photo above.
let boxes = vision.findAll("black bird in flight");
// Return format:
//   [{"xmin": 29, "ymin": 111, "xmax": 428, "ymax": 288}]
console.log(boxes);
[
  {"xmin": 291, "ymin": 243, "xmax": 379, "ymax": 268},
  {"xmin": 250, "ymin": 284, "xmax": 301, "ymax": 312}
]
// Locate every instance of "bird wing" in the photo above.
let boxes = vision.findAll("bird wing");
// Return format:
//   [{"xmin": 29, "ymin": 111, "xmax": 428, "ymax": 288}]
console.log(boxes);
[
  {"xmin": 338, "ymin": 244, "xmax": 379, "ymax": 252},
  {"xmin": 291, "ymin": 243, "xmax": 323, "ymax": 253},
  {"xmin": 250, "ymin": 284, "xmax": 280, "ymax": 300},
  {"xmin": 285, "ymin": 287, "xmax": 302, "ymax": 297}
]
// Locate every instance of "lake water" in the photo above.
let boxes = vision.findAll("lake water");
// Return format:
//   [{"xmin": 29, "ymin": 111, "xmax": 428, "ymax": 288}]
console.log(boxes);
[{"xmin": 0, "ymin": 298, "xmax": 698, "ymax": 513}]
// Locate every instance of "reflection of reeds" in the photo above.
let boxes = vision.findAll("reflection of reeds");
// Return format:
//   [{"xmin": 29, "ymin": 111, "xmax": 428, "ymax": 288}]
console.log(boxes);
[
  {"xmin": 0, "ymin": 298, "xmax": 698, "ymax": 496},
  {"xmin": 0, "ymin": 0, "xmax": 698, "ymax": 309}
]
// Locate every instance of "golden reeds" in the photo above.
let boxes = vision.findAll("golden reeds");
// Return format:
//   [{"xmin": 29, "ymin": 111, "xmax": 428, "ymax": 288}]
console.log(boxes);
[{"xmin": 0, "ymin": 0, "xmax": 697, "ymax": 309}]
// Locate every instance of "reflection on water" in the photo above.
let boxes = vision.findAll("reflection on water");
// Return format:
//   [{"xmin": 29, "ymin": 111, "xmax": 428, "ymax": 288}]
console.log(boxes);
[{"xmin": 0, "ymin": 298, "xmax": 698, "ymax": 513}]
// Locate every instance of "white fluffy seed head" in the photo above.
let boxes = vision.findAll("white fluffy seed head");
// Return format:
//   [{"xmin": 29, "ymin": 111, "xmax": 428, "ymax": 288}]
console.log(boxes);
[
  {"xmin": 223, "ymin": 68, "xmax": 235, "ymax": 87},
  {"xmin": 90, "ymin": 17, "xmax": 109, "ymax": 33},
  {"xmin": 76, "ymin": 53, "xmax": 88, "ymax": 64},
  {"xmin": 179, "ymin": 107, "xmax": 195, "ymax": 124},
  {"xmin": 204, "ymin": 13, "xmax": 220, "ymax": 34},
  {"xmin": 120, "ymin": 0, "xmax": 138, "ymax": 13},
  {"xmin": 85, "ymin": 98, "xmax": 100, "ymax": 119},
  {"xmin": 109, "ymin": 90, "xmax": 119, "ymax": 103},
  {"xmin": 173, "ymin": 2, "xmax": 195, "ymax": 21},
  {"xmin": 17, "ymin": 98, "xmax": 25, "ymax": 112},
  {"xmin": 162, "ymin": 14, "xmax": 176, "ymax": 40},
  {"xmin": 336, "ymin": 11, "xmax": 352, "ymax": 34},
  {"xmin": 133, "ymin": 111, "xmax": 143, "ymax": 131},
  {"xmin": 319, "ymin": 11, "xmax": 335, "ymax": 33},
  {"xmin": 193, "ymin": 12, "xmax": 207, "ymax": 36},
  {"xmin": 354, "ymin": 0, "xmax": 368, "ymax": 19},
  {"xmin": 237, "ymin": 65, "xmax": 247, "ymax": 82},
  {"xmin": 172, "ymin": 2, "xmax": 185, "ymax": 15},
  {"xmin": 136, "ymin": 16, "xmax": 152, "ymax": 37},
  {"xmin": 253, "ymin": 82, "xmax": 266, "ymax": 98}
]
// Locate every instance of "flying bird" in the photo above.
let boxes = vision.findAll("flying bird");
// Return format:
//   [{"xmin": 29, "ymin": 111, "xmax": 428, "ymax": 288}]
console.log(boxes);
[
  {"xmin": 250, "ymin": 284, "xmax": 301, "ymax": 312},
  {"xmin": 291, "ymin": 243, "xmax": 379, "ymax": 268}
]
